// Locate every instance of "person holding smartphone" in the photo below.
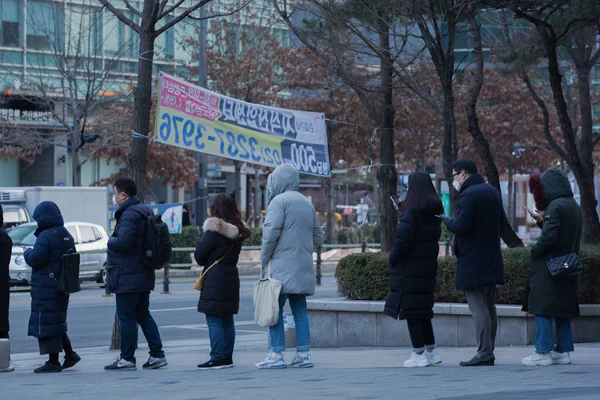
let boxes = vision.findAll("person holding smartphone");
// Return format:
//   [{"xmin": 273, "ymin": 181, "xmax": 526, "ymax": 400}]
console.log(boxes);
[{"xmin": 384, "ymin": 172, "xmax": 443, "ymax": 367}]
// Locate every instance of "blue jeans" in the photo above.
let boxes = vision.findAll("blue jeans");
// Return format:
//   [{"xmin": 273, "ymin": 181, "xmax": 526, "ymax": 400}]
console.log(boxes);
[
  {"xmin": 205, "ymin": 314, "xmax": 235, "ymax": 361},
  {"xmin": 269, "ymin": 293, "xmax": 310, "ymax": 352},
  {"xmin": 116, "ymin": 292, "xmax": 165, "ymax": 363},
  {"xmin": 535, "ymin": 316, "xmax": 574, "ymax": 353}
]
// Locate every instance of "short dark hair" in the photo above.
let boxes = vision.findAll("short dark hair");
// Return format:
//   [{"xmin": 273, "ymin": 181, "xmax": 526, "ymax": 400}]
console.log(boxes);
[
  {"xmin": 452, "ymin": 158, "xmax": 478, "ymax": 175},
  {"xmin": 114, "ymin": 177, "xmax": 137, "ymax": 197}
]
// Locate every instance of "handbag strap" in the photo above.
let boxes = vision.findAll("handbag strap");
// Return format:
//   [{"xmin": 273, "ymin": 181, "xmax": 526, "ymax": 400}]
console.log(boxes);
[
  {"xmin": 260, "ymin": 260, "xmax": 273, "ymax": 280},
  {"xmin": 200, "ymin": 246, "xmax": 233, "ymax": 281}
]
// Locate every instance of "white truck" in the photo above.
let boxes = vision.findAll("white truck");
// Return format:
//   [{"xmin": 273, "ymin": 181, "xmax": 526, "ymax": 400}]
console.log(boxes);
[{"xmin": 0, "ymin": 187, "xmax": 109, "ymax": 232}]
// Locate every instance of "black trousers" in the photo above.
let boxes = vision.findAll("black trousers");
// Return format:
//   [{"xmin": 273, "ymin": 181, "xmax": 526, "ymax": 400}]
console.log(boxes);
[
  {"xmin": 38, "ymin": 333, "xmax": 73, "ymax": 356},
  {"xmin": 406, "ymin": 319, "xmax": 435, "ymax": 350}
]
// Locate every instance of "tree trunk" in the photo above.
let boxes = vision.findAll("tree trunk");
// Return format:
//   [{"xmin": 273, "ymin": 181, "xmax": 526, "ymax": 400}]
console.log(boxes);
[
  {"xmin": 233, "ymin": 160, "xmax": 242, "ymax": 207},
  {"xmin": 253, "ymin": 169, "xmax": 260, "ymax": 227},
  {"xmin": 326, "ymin": 178, "xmax": 334, "ymax": 244},
  {"xmin": 507, "ymin": 160, "xmax": 513, "ymax": 227},
  {"xmin": 537, "ymin": 26, "xmax": 600, "ymax": 244},
  {"xmin": 465, "ymin": 14, "xmax": 523, "ymax": 248},
  {"xmin": 376, "ymin": 18, "xmax": 397, "ymax": 253},
  {"xmin": 109, "ymin": 312, "xmax": 120, "ymax": 350},
  {"xmin": 127, "ymin": 11, "xmax": 156, "ymax": 202},
  {"xmin": 71, "ymin": 131, "xmax": 82, "ymax": 187}
]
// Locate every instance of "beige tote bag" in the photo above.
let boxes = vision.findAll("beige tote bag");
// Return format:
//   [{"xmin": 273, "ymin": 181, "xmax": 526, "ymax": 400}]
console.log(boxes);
[{"xmin": 253, "ymin": 261, "xmax": 282, "ymax": 327}]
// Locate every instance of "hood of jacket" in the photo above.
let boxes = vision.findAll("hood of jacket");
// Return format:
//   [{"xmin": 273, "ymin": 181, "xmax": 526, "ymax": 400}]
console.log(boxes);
[
  {"xmin": 202, "ymin": 217, "xmax": 244, "ymax": 240},
  {"xmin": 268, "ymin": 164, "xmax": 300, "ymax": 201},
  {"xmin": 541, "ymin": 168, "xmax": 573, "ymax": 203},
  {"xmin": 32, "ymin": 201, "xmax": 64, "ymax": 235}
]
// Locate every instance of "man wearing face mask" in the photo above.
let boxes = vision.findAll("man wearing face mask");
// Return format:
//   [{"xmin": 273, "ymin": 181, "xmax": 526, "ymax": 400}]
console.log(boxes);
[
  {"xmin": 104, "ymin": 177, "xmax": 167, "ymax": 371},
  {"xmin": 438, "ymin": 158, "xmax": 504, "ymax": 367}
]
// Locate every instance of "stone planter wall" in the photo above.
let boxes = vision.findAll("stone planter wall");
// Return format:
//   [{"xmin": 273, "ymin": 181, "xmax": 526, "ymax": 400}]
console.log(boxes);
[{"xmin": 307, "ymin": 299, "xmax": 600, "ymax": 348}]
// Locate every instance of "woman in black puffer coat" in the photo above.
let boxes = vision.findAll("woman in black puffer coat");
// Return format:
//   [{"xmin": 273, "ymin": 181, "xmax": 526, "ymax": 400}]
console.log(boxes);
[
  {"xmin": 194, "ymin": 194, "xmax": 250, "ymax": 369},
  {"xmin": 24, "ymin": 201, "xmax": 80, "ymax": 373},
  {"xmin": 384, "ymin": 172, "xmax": 443, "ymax": 368}
]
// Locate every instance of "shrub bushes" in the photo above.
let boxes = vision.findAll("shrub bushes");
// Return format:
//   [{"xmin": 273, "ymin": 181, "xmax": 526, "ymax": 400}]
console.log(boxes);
[
  {"xmin": 245, "ymin": 227, "xmax": 263, "ymax": 246},
  {"xmin": 335, "ymin": 253, "xmax": 389, "ymax": 300},
  {"xmin": 170, "ymin": 225, "xmax": 202, "ymax": 265},
  {"xmin": 336, "ymin": 245, "xmax": 600, "ymax": 304}
]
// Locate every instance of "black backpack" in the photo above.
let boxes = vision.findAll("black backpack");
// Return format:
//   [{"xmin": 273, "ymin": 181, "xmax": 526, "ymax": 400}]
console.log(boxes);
[
  {"xmin": 51, "ymin": 229, "xmax": 81, "ymax": 294},
  {"xmin": 131, "ymin": 207, "xmax": 172, "ymax": 270}
]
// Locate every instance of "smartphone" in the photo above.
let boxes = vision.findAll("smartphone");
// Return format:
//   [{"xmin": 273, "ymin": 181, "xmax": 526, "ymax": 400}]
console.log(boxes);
[
  {"xmin": 524, "ymin": 206, "xmax": 536, "ymax": 218},
  {"xmin": 390, "ymin": 196, "xmax": 399, "ymax": 212}
]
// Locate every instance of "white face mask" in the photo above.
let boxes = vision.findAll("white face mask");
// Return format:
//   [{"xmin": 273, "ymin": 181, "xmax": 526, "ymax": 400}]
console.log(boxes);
[
  {"xmin": 452, "ymin": 180, "xmax": 461, "ymax": 192},
  {"xmin": 112, "ymin": 194, "xmax": 119, "ymax": 206}
]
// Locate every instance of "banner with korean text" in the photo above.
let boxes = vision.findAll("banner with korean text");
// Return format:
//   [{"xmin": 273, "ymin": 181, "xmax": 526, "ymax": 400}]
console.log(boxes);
[{"xmin": 154, "ymin": 73, "xmax": 330, "ymax": 177}]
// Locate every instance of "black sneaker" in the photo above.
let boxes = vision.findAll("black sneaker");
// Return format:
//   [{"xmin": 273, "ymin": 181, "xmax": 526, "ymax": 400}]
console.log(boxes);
[
  {"xmin": 197, "ymin": 358, "xmax": 234, "ymax": 370},
  {"xmin": 142, "ymin": 356, "xmax": 168, "ymax": 370},
  {"xmin": 104, "ymin": 358, "xmax": 137, "ymax": 371},
  {"xmin": 34, "ymin": 362, "xmax": 63, "ymax": 374},
  {"xmin": 62, "ymin": 352, "xmax": 81, "ymax": 370}
]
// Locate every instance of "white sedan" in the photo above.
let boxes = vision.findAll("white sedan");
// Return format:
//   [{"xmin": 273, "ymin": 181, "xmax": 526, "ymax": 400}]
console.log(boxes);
[{"xmin": 8, "ymin": 222, "xmax": 109, "ymax": 287}]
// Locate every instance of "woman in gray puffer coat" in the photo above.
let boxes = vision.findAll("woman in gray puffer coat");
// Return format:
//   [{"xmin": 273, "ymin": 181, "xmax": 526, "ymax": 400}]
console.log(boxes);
[
  {"xmin": 255, "ymin": 164, "xmax": 322, "ymax": 370},
  {"xmin": 521, "ymin": 169, "xmax": 581, "ymax": 367}
]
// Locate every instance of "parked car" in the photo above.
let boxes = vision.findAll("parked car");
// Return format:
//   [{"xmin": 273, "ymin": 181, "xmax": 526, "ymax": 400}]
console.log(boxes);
[{"xmin": 8, "ymin": 222, "xmax": 109, "ymax": 287}]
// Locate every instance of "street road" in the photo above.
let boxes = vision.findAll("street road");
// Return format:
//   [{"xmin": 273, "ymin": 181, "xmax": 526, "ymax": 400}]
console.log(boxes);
[{"xmin": 8, "ymin": 278, "xmax": 341, "ymax": 354}]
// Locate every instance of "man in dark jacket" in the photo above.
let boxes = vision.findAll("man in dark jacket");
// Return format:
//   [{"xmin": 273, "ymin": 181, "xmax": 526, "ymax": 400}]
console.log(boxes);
[
  {"xmin": 104, "ymin": 178, "xmax": 167, "ymax": 371},
  {"xmin": 0, "ymin": 206, "xmax": 14, "ymax": 372},
  {"xmin": 440, "ymin": 159, "xmax": 504, "ymax": 367}
]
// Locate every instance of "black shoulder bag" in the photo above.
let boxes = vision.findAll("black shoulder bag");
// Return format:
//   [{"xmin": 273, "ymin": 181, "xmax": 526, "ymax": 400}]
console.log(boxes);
[
  {"xmin": 547, "ymin": 212, "xmax": 582, "ymax": 278},
  {"xmin": 50, "ymin": 230, "xmax": 81, "ymax": 294}
]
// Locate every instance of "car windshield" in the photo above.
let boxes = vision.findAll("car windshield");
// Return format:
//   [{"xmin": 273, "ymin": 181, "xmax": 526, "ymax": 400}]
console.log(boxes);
[{"xmin": 8, "ymin": 224, "xmax": 37, "ymax": 245}]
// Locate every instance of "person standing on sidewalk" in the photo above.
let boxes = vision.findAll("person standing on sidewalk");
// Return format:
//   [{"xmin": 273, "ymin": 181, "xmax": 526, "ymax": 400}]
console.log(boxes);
[
  {"xmin": 256, "ymin": 164, "xmax": 322, "ymax": 369},
  {"xmin": 24, "ymin": 201, "xmax": 81, "ymax": 373},
  {"xmin": 194, "ymin": 194, "xmax": 250, "ymax": 370},
  {"xmin": 0, "ymin": 206, "xmax": 15, "ymax": 372},
  {"xmin": 384, "ymin": 172, "xmax": 443, "ymax": 368},
  {"xmin": 439, "ymin": 159, "xmax": 504, "ymax": 367},
  {"xmin": 104, "ymin": 178, "xmax": 167, "ymax": 371},
  {"xmin": 521, "ymin": 169, "xmax": 581, "ymax": 366}
]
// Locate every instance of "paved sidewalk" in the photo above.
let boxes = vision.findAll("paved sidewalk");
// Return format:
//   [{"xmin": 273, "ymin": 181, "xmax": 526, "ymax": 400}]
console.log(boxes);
[{"xmin": 6, "ymin": 335, "xmax": 600, "ymax": 400}]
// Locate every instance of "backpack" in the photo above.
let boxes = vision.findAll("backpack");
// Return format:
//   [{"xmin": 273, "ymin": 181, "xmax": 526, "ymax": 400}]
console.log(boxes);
[
  {"xmin": 51, "ymin": 229, "xmax": 81, "ymax": 294},
  {"xmin": 131, "ymin": 207, "xmax": 172, "ymax": 270}
]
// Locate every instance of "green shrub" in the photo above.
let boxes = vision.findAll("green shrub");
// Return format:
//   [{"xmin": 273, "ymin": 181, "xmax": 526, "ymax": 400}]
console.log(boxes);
[
  {"xmin": 361, "ymin": 224, "xmax": 380, "ymax": 244},
  {"xmin": 440, "ymin": 224, "xmax": 451, "ymax": 242},
  {"xmin": 334, "ymin": 253, "xmax": 389, "ymax": 300},
  {"xmin": 336, "ymin": 227, "xmax": 360, "ymax": 244},
  {"xmin": 245, "ymin": 227, "xmax": 263, "ymax": 246},
  {"xmin": 335, "ymin": 245, "xmax": 600, "ymax": 304},
  {"xmin": 170, "ymin": 225, "xmax": 202, "ymax": 265}
]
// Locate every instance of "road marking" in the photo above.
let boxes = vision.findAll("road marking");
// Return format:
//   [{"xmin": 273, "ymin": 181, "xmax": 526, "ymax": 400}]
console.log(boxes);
[{"xmin": 150, "ymin": 307, "xmax": 197, "ymax": 312}]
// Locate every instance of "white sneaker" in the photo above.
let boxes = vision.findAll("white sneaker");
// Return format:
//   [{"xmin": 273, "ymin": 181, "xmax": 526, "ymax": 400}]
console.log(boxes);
[
  {"xmin": 426, "ymin": 349, "xmax": 442, "ymax": 365},
  {"xmin": 551, "ymin": 351, "xmax": 571, "ymax": 365},
  {"xmin": 255, "ymin": 352, "xmax": 287, "ymax": 369},
  {"xmin": 0, "ymin": 362, "xmax": 15, "ymax": 372},
  {"xmin": 288, "ymin": 352, "xmax": 314, "ymax": 368},
  {"xmin": 521, "ymin": 352, "xmax": 553, "ymax": 366},
  {"xmin": 403, "ymin": 352, "xmax": 431, "ymax": 368}
]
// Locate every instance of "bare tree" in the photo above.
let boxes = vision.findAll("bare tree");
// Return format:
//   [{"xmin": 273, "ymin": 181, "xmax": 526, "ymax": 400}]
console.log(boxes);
[
  {"xmin": 98, "ymin": 0, "xmax": 250, "ymax": 199},
  {"xmin": 2, "ymin": 2, "xmax": 129, "ymax": 186}
]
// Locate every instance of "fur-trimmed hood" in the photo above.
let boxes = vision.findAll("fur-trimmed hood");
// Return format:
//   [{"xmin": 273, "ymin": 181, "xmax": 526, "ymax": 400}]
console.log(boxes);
[{"xmin": 202, "ymin": 217, "xmax": 245, "ymax": 240}]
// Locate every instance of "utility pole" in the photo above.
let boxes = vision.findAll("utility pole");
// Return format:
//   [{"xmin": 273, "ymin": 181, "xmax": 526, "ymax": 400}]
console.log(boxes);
[{"xmin": 195, "ymin": 5, "xmax": 208, "ymax": 226}]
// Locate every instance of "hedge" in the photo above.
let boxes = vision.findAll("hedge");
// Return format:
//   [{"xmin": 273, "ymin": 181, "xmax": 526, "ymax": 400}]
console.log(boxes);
[
  {"xmin": 169, "ymin": 225, "xmax": 202, "ymax": 265},
  {"xmin": 335, "ymin": 245, "xmax": 600, "ymax": 304}
]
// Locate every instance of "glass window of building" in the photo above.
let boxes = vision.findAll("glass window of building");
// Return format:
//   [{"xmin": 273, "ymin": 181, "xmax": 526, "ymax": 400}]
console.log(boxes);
[{"xmin": 1, "ymin": 0, "xmax": 21, "ymax": 47}]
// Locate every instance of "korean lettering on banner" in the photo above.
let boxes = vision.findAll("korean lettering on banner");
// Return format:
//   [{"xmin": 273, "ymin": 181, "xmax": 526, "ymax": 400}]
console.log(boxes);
[{"xmin": 154, "ymin": 73, "xmax": 330, "ymax": 177}]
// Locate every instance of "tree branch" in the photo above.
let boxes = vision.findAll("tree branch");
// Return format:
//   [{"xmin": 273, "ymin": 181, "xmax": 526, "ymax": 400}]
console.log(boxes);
[
  {"xmin": 98, "ymin": 0, "xmax": 140, "ymax": 33},
  {"xmin": 122, "ymin": 0, "xmax": 142, "ymax": 18},
  {"xmin": 521, "ymin": 72, "xmax": 569, "ymax": 160}
]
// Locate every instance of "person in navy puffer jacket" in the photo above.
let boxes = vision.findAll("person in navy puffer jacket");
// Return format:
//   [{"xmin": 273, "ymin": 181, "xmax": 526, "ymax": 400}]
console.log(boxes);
[
  {"xmin": 104, "ymin": 177, "xmax": 166, "ymax": 371},
  {"xmin": 24, "ymin": 201, "xmax": 80, "ymax": 373}
]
